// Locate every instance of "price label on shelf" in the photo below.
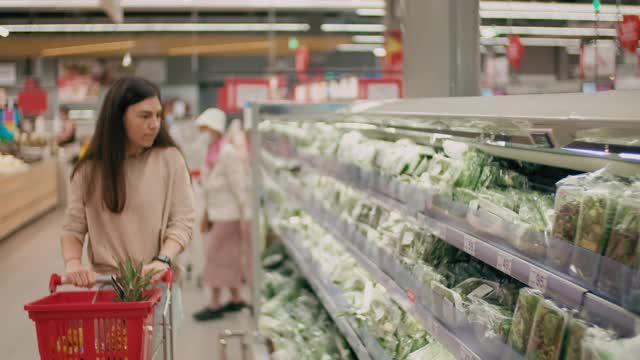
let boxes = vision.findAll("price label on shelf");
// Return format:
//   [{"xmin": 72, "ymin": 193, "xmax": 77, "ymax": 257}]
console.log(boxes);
[
  {"xmin": 405, "ymin": 289, "xmax": 417, "ymax": 304},
  {"xmin": 463, "ymin": 235, "xmax": 477, "ymax": 257},
  {"xmin": 437, "ymin": 223, "xmax": 448, "ymax": 239},
  {"xmin": 459, "ymin": 346, "xmax": 479, "ymax": 360},
  {"xmin": 432, "ymin": 321, "xmax": 441, "ymax": 339},
  {"xmin": 496, "ymin": 251, "xmax": 513, "ymax": 276},
  {"xmin": 528, "ymin": 267, "xmax": 548, "ymax": 293},
  {"xmin": 442, "ymin": 297, "xmax": 455, "ymax": 325}
]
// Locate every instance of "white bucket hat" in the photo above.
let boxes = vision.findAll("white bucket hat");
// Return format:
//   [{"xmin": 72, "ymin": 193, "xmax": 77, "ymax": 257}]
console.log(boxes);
[{"xmin": 196, "ymin": 108, "xmax": 226, "ymax": 133}]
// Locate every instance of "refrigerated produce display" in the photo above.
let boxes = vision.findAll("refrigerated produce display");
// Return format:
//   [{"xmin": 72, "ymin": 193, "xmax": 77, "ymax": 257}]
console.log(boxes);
[{"xmin": 249, "ymin": 91, "xmax": 640, "ymax": 360}]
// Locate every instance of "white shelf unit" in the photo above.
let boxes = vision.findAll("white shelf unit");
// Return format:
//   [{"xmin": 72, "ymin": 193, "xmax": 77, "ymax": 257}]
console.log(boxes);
[{"xmin": 249, "ymin": 92, "xmax": 640, "ymax": 359}]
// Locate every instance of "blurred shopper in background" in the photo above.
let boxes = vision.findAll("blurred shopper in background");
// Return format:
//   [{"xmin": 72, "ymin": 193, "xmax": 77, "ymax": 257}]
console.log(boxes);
[
  {"xmin": 55, "ymin": 105, "xmax": 76, "ymax": 146},
  {"xmin": 194, "ymin": 108, "xmax": 252, "ymax": 321},
  {"xmin": 60, "ymin": 76, "xmax": 195, "ymax": 286}
]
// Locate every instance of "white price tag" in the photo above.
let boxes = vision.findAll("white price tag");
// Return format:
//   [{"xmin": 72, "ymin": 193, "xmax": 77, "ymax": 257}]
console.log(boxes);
[
  {"xmin": 436, "ymin": 223, "xmax": 448, "ymax": 239},
  {"xmin": 459, "ymin": 346, "xmax": 479, "ymax": 360},
  {"xmin": 528, "ymin": 267, "xmax": 548, "ymax": 293},
  {"xmin": 496, "ymin": 251, "xmax": 513, "ymax": 276},
  {"xmin": 401, "ymin": 231, "xmax": 415, "ymax": 245},
  {"xmin": 463, "ymin": 235, "xmax": 477, "ymax": 257},
  {"xmin": 432, "ymin": 321, "xmax": 440, "ymax": 338},
  {"xmin": 442, "ymin": 297, "xmax": 455, "ymax": 325}
]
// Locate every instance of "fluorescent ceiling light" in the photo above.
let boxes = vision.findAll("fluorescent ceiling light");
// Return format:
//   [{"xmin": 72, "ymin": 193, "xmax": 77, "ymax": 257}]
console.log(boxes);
[
  {"xmin": 484, "ymin": 25, "xmax": 617, "ymax": 37},
  {"xmin": 480, "ymin": 10, "xmax": 619, "ymax": 22},
  {"xmin": 356, "ymin": 8, "xmax": 385, "ymax": 16},
  {"xmin": 41, "ymin": 40, "xmax": 136, "ymax": 56},
  {"xmin": 480, "ymin": 1, "xmax": 640, "ymax": 15},
  {"xmin": 168, "ymin": 41, "xmax": 269, "ymax": 56},
  {"xmin": 352, "ymin": 35, "xmax": 385, "ymax": 43},
  {"xmin": 372, "ymin": 47, "xmax": 386, "ymax": 57},
  {"xmin": 122, "ymin": 52, "xmax": 132, "ymax": 67},
  {"xmin": 0, "ymin": 26, "xmax": 9, "ymax": 37},
  {"xmin": 481, "ymin": 37, "xmax": 581, "ymax": 48},
  {"xmin": 336, "ymin": 43, "xmax": 379, "ymax": 52},
  {"xmin": 480, "ymin": 27, "xmax": 498, "ymax": 38},
  {"xmin": 0, "ymin": 0, "xmax": 385, "ymax": 11},
  {"xmin": 4, "ymin": 23, "xmax": 310, "ymax": 33},
  {"xmin": 322, "ymin": 24, "xmax": 385, "ymax": 33}
]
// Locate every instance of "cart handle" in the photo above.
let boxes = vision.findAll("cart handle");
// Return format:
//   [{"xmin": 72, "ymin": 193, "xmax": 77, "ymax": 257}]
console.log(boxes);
[{"xmin": 49, "ymin": 270, "xmax": 174, "ymax": 294}]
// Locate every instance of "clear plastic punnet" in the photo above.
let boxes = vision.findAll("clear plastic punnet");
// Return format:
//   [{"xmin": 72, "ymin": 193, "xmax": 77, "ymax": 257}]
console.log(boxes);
[{"xmin": 525, "ymin": 299, "xmax": 569, "ymax": 360}]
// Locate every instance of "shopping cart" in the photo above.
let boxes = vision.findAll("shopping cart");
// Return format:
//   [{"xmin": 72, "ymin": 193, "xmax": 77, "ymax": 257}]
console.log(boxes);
[{"xmin": 24, "ymin": 270, "xmax": 175, "ymax": 360}]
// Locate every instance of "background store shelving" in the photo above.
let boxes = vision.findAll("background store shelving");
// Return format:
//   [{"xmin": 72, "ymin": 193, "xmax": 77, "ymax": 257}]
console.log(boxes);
[{"xmin": 250, "ymin": 91, "xmax": 640, "ymax": 359}]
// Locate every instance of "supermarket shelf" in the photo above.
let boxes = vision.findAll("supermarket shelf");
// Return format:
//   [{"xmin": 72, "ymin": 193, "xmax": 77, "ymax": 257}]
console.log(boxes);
[
  {"xmin": 263, "ymin": 169, "xmax": 489, "ymax": 360},
  {"xmin": 264, "ymin": 146, "xmax": 640, "ymax": 336},
  {"xmin": 268, "ymin": 146, "xmax": 588, "ymax": 309},
  {"xmin": 271, "ymin": 223, "xmax": 386, "ymax": 360}
]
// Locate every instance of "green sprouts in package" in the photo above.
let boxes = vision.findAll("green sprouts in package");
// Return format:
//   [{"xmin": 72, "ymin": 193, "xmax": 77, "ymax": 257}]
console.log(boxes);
[
  {"xmin": 508, "ymin": 288, "xmax": 544, "ymax": 355},
  {"xmin": 525, "ymin": 300, "xmax": 569, "ymax": 360}
]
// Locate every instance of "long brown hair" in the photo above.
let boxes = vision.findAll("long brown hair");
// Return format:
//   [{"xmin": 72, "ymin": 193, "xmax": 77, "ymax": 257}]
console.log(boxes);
[{"xmin": 72, "ymin": 76, "xmax": 180, "ymax": 213}]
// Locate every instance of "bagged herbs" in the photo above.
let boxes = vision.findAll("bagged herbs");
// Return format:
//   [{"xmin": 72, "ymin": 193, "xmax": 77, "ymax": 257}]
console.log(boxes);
[{"xmin": 468, "ymin": 296, "xmax": 513, "ymax": 343}]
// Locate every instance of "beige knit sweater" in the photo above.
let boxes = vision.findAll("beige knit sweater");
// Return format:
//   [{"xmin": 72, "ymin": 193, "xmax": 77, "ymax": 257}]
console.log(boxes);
[{"xmin": 62, "ymin": 147, "xmax": 195, "ymax": 274}]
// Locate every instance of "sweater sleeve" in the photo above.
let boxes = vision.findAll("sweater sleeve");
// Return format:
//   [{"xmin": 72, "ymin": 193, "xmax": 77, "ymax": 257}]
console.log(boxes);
[
  {"xmin": 164, "ymin": 150, "xmax": 196, "ymax": 250},
  {"xmin": 61, "ymin": 166, "xmax": 88, "ymax": 244},
  {"xmin": 221, "ymin": 146, "xmax": 251, "ymax": 219}
]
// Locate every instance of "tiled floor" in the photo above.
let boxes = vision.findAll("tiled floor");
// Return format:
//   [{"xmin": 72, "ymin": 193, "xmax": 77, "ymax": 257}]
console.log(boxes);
[{"xmin": 0, "ymin": 208, "xmax": 255, "ymax": 360}]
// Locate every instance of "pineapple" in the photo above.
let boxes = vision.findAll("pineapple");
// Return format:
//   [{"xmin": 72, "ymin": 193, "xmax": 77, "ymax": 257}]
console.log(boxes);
[{"xmin": 111, "ymin": 257, "xmax": 159, "ymax": 302}]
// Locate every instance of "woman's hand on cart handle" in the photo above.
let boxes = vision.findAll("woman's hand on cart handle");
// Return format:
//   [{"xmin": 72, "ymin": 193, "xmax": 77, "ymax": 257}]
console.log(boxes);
[
  {"xmin": 63, "ymin": 259, "xmax": 97, "ymax": 289},
  {"xmin": 143, "ymin": 260, "xmax": 171, "ymax": 286}
]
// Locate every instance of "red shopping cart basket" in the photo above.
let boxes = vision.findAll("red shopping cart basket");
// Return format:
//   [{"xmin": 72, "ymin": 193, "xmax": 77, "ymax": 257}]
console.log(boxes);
[{"xmin": 24, "ymin": 273, "xmax": 168, "ymax": 360}]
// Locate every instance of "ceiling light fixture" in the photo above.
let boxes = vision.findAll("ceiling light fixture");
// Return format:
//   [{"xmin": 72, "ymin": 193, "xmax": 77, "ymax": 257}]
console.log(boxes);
[
  {"xmin": 481, "ymin": 37, "xmax": 581, "ymax": 48},
  {"xmin": 41, "ymin": 40, "xmax": 136, "ymax": 56},
  {"xmin": 480, "ymin": 10, "xmax": 619, "ymax": 22},
  {"xmin": 352, "ymin": 35, "xmax": 385, "ymax": 43},
  {"xmin": 372, "ymin": 47, "xmax": 387, "ymax": 57},
  {"xmin": 336, "ymin": 43, "xmax": 380, "ymax": 52},
  {"xmin": 0, "ymin": 0, "xmax": 386, "ymax": 10},
  {"xmin": 322, "ymin": 24, "xmax": 386, "ymax": 33},
  {"xmin": 356, "ymin": 8, "xmax": 385, "ymax": 16},
  {"xmin": 484, "ymin": 25, "xmax": 617, "ymax": 37},
  {"xmin": 5, "ymin": 23, "xmax": 310, "ymax": 33},
  {"xmin": 122, "ymin": 52, "xmax": 132, "ymax": 67}
]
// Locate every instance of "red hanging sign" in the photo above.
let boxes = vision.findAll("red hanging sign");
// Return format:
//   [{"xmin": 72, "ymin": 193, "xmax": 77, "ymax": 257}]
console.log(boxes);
[
  {"xmin": 17, "ymin": 78, "xmax": 48, "ymax": 116},
  {"xmin": 506, "ymin": 35, "xmax": 525, "ymax": 70},
  {"xmin": 295, "ymin": 45, "xmax": 309, "ymax": 80},
  {"xmin": 384, "ymin": 29, "xmax": 403, "ymax": 74},
  {"xmin": 618, "ymin": 15, "xmax": 640, "ymax": 54}
]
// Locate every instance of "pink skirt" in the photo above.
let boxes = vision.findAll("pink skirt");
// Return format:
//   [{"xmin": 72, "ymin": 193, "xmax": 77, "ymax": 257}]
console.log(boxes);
[{"xmin": 202, "ymin": 220, "xmax": 251, "ymax": 288}]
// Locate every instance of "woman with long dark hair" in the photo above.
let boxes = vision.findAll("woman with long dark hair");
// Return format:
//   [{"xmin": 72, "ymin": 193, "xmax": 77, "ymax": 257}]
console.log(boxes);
[{"xmin": 60, "ymin": 76, "xmax": 194, "ymax": 286}]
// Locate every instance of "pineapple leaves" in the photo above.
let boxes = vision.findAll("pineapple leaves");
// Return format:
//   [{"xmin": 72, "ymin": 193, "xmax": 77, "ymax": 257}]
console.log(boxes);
[{"xmin": 111, "ymin": 256, "xmax": 161, "ymax": 302}]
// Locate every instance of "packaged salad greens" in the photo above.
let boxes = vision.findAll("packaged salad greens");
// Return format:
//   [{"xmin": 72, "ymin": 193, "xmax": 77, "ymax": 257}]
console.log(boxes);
[
  {"xmin": 525, "ymin": 300, "xmax": 569, "ymax": 360},
  {"xmin": 452, "ymin": 278, "xmax": 499, "ymax": 303},
  {"xmin": 597, "ymin": 194, "xmax": 640, "ymax": 299},
  {"xmin": 407, "ymin": 341, "xmax": 456, "ymax": 360},
  {"xmin": 468, "ymin": 297, "xmax": 513, "ymax": 343},
  {"xmin": 395, "ymin": 313, "xmax": 429, "ymax": 360},
  {"xmin": 508, "ymin": 288, "xmax": 544, "ymax": 355},
  {"xmin": 571, "ymin": 185, "xmax": 621, "ymax": 283},
  {"xmin": 454, "ymin": 150, "xmax": 492, "ymax": 190},
  {"xmin": 581, "ymin": 332, "xmax": 635, "ymax": 360},
  {"xmin": 550, "ymin": 185, "xmax": 584, "ymax": 269},
  {"xmin": 562, "ymin": 317, "xmax": 615, "ymax": 360}
]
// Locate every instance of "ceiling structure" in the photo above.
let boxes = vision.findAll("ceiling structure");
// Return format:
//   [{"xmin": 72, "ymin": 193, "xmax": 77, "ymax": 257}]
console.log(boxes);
[{"xmin": 0, "ymin": 1, "xmax": 638, "ymax": 57}]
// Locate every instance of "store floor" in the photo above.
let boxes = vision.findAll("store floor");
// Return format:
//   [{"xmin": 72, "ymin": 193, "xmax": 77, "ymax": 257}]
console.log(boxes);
[{"xmin": 0, "ymin": 208, "xmax": 254, "ymax": 360}]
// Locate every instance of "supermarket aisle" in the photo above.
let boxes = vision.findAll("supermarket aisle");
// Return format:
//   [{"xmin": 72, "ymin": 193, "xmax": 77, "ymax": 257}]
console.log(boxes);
[{"xmin": 0, "ymin": 207, "xmax": 253, "ymax": 360}]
